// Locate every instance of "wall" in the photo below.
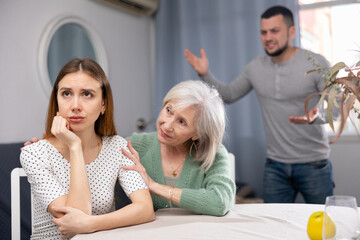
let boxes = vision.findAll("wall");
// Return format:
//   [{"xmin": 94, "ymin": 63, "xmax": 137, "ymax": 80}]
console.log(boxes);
[
  {"xmin": 330, "ymin": 136, "xmax": 360, "ymax": 204},
  {"xmin": 0, "ymin": 0, "xmax": 155, "ymax": 144}
]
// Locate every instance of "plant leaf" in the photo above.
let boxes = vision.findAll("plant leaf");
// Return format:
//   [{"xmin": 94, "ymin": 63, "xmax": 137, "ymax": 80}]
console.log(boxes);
[
  {"xmin": 305, "ymin": 92, "xmax": 321, "ymax": 121},
  {"xmin": 334, "ymin": 77, "xmax": 360, "ymax": 99},
  {"xmin": 332, "ymin": 97, "xmax": 340, "ymax": 108},
  {"xmin": 327, "ymin": 87, "xmax": 336, "ymax": 132},
  {"xmin": 317, "ymin": 88, "xmax": 329, "ymax": 107},
  {"xmin": 329, "ymin": 94, "xmax": 356, "ymax": 144},
  {"xmin": 305, "ymin": 68, "xmax": 327, "ymax": 75},
  {"xmin": 328, "ymin": 62, "xmax": 347, "ymax": 78}
]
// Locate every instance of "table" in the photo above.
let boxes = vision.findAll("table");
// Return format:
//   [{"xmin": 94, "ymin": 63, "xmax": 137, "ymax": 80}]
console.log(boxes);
[{"xmin": 72, "ymin": 204, "xmax": 327, "ymax": 240}]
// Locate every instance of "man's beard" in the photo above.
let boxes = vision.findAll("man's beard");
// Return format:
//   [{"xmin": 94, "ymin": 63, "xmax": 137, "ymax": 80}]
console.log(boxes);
[{"xmin": 265, "ymin": 42, "xmax": 288, "ymax": 57}]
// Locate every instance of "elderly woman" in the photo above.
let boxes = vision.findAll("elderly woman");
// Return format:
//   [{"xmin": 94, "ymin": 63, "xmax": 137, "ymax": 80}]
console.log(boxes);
[
  {"xmin": 20, "ymin": 58, "xmax": 154, "ymax": 240},
  {"xmin": 123, "ymin": 80, "xmax": 235, "ymax": 216}
]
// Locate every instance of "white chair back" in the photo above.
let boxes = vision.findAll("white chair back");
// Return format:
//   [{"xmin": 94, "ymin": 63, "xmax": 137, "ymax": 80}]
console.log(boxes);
[
  {"xmin": 228, "ymin": 153, "xmax": 236, "ymax": 204},
  {"xmin": 11, "ymin": 167, "xmax": 33, "ymax": 240},
  {"xmin": 228, "ymin": 153, "xmax": 236, "ymax": 183}
]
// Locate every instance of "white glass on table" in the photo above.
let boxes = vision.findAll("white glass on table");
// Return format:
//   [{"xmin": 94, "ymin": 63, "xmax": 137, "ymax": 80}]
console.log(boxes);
[{"xmin": 323, "ymin": 195, "xmax": 360, "ymax": 240}]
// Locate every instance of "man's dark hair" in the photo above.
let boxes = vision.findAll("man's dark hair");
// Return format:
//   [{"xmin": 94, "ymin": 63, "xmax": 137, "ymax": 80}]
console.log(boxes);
[{"xmin": 261, "ymin": 5, "xmax": 294, "ymax": 27}]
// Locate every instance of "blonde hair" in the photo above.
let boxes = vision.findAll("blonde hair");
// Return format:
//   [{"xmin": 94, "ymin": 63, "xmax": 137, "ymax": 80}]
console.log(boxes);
[{"xmin": 162, "ymin": 80, "xmax": 226, "ymax": 171}]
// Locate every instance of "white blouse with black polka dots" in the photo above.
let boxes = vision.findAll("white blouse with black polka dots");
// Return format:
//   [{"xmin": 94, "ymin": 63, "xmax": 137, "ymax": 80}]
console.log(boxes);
[{"xmin": 20, "ymin": 135, "xmax": 147, "ymax": 240}]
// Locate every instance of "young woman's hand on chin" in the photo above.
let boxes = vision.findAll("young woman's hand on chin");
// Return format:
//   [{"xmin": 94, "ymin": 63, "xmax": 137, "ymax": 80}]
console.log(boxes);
[{"xmin": 51, "ymin": 112, "xmax": 81, "ymax": 150}]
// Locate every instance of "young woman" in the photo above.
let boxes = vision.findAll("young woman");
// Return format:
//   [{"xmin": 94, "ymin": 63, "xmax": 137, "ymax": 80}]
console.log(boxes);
[{"xmin": 20, "ymin": 58, "xmax": 154, "ymax": 240}]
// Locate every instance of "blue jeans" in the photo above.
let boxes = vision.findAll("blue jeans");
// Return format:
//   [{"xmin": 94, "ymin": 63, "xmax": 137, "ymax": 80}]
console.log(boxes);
[{"xmin": 263, "ymin": 158, "xmax": 334, "ymax": 204}]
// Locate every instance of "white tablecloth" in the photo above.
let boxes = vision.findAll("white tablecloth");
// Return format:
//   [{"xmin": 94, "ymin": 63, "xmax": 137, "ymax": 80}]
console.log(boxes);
[{"xmin": 72, "ymin": 203, "xmax": 326, "ymax": 240}]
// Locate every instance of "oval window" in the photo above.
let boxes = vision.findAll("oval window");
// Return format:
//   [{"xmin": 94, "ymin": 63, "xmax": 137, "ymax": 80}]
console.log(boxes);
[
  {"xmin": 47, "ymin": 23, "xmax": 97, "ymax": 85},
  {"xmin": 38, "ymin": 16, "xmax": 107, "ymax": 96}
]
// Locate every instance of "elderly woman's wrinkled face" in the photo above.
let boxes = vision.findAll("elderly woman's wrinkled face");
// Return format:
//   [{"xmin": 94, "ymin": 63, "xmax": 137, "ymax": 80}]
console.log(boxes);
[{"xmin": 157, "ymin": 100, "xmax": 198, "ymax": 148}]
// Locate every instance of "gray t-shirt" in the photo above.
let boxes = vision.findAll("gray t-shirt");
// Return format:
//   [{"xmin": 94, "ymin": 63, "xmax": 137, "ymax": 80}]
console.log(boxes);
[{"xmin": 202, "ymin": 48, "xmax": 333, "ymax": 163}]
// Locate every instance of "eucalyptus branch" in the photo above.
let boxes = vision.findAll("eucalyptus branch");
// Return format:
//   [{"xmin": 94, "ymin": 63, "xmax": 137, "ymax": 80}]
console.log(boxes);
[{"xmin": 305, "ymin": 57, "xmax": 360, "ymax": 143}]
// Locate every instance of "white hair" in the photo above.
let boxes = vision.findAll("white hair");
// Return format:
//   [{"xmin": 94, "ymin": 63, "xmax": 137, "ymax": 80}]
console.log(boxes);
[{"xmin": 162, "ymin": 80, "xmax": 226, "ymax": 171}]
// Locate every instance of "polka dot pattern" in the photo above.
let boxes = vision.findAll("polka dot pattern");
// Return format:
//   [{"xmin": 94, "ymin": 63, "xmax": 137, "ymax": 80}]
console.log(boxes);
[{"xmin": 20, "ymin": 135, "xmax": 147, "ymax": 240}]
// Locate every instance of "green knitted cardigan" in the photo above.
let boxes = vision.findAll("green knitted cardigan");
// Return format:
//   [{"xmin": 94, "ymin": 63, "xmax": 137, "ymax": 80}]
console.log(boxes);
[{"xmin": 127, "ymin": 132, "xmax": 236, "ymax": 216}]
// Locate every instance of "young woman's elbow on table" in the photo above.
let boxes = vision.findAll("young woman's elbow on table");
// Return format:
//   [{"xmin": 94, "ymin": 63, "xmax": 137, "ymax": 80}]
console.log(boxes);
[
  {"xmin": 130, "ymin": 195, "xmax": 155, "ymax": 224},
  {"xmin": 130, "ymin": 189, "xmax": 155, "ymax": 224},
  {"xmin": 135, "ymin": 200, "xmax": 155, "ymax": 223},
  {"xmin": 90, "ymin": 190, "xmax": 155, "ymax": 232}
]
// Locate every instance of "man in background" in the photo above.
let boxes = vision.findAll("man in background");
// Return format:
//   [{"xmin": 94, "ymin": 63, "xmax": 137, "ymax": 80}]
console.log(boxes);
[{"xmin": 185, "ymin": 5, "xmax": 336, "ymax": 204}]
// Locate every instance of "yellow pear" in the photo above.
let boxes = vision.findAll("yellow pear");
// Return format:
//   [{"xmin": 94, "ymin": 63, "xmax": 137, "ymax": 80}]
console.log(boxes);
[{"xmin": 307, "ymin": 211, "xmax": 336, "ymax": 240}]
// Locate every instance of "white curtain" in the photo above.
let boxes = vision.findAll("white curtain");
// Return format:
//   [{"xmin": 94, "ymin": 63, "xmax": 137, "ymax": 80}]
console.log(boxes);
[{"xmin": 154, "ymin": 0, "xmax": 299, "ymax": 197}]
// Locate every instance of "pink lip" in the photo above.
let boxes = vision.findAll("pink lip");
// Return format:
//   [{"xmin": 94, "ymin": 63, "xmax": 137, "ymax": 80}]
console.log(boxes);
[
  {"xmin": 68, "ymin": 116, "xmax": 85, "ymax": 123},
  {"xmin": 265, "ymin": 41, "xmax": 275, "ymax": 47},
  {"xmin": 266, "ymin": 44, "xmax": 275, "ymax": 49},
  {"xmin": 160, "ymin": 129, "xmax": 171, "ymax": 138}
]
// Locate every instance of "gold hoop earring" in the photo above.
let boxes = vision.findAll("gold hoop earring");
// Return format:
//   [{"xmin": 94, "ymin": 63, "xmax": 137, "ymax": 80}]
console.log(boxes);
[
  {"xmin": 190, "ymin": 141, "xmax": 197, "ymax": 156},
  {"xmin": 101, "ymin": 111, "xmax": 105, "ymax": 115}
]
